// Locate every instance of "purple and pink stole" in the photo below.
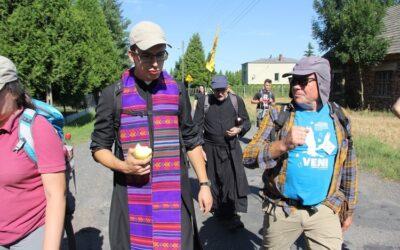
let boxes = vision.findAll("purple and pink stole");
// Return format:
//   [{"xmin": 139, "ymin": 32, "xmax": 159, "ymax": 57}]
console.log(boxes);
[{"xmin": 119, "ymin": 69, "xmax": 181, "ymax": 250}]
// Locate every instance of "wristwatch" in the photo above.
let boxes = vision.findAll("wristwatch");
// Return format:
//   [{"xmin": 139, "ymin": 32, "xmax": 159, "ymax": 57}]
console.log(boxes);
[{"xmin": 199, "ymin": 180, "xmax": 211, "ymax": 187}]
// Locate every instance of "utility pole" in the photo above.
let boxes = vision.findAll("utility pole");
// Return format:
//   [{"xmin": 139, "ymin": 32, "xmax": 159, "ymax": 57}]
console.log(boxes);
[{"xmin": 181, "ymin": 41, "xmax": 185, "ymax": 83}]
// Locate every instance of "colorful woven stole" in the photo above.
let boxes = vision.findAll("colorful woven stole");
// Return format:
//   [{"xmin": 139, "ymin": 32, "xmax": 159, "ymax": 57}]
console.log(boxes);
[{"xmin": 119, "ymin": 69, "xmax": 181, "ymax": 250}]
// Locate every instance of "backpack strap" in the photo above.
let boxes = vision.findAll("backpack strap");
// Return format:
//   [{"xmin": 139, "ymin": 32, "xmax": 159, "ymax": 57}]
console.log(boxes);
[
  {"xmin": 204, "ymin": 93, "xmax": 239, "ymax": 117},
  {"xmin": 269, "ymin": 104, "xmax": 292, "ymax": 142},
  {"xmin": 113, "ymin": 81, "xmax": 123, "ymax": 150},
  {"xmin": 229, "ymin": 92, "xmax": 239, "ymax": 117},
  {"xmin": 204, "ymin": 94, "xmax": 210, "ymax": 115},
  {"xmin": 14, "ymin": 108, "xmax": 38, "ymax": 163},
  {"xmin": 330, "ymin": 102, "xmax": 353, "ymax": 147}
]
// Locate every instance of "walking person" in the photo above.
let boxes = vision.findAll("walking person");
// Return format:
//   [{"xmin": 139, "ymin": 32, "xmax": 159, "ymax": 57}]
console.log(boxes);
[
  {"xmin": 0, "ymin": 56, "xmax": 66, "ymax": 250},
  {"xmin": 193, "ymin": 85, "xmax": 206, "ymax": 112},
  {"xmin": 90, "ymin": 21, "xmax": 212, "ymax": 250},
  {"xmin": 193, "ymin": 75, "xmax": 251, "ymax": 231},
  {"xmin": 244, "ymin": 56, "xmax": 358, "ymax": 249},
  {"xmin": 251, "ymin": 79, "xmax": 275, "ymax": 127}
]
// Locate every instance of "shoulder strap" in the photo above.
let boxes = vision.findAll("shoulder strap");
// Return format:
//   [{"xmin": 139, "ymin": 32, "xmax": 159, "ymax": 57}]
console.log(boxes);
[
  {"xmin": 229, "ymin": 93, "xmax": 239, "ymax": 117},
  {"xmin": 270, "ymin": 104, "xmax": 291, "ymax": 142},
  {"xmin": 113, "ymin": 80, "xmax": 122, "ymax": 129},
  {"xmin": 14, "ymin": 108, "xmax": 38, "ymax": 163},
  {"xmin": 330, "ymin": 102, "xmax": 353, "ymax": 146},
  {"xmin": 203, "ymin": 93, "xmax": 239, "ymax": 117},
  {"xmin": 204, "ymin": 94, "xmax": 210, "ymax": 115}
]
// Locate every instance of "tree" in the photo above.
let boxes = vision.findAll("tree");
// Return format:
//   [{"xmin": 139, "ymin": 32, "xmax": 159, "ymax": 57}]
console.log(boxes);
[
  {"xmin": 0, "ymin": 0, "xmax": 121, "ymax": 108},
  {"xmin": 304, "ymin": 42, "xmax": 315, "ymax": 57},
  {"xmin": 313, "ymin": 0, "xmax": 392, "ymax": 108},
  {"xmin": 101, "ymin": 0, "xmax": 130, "ymax": 67},
  {"xmin": 0, "ymin": 0, "xmax": 77, "ymax": 104},
  {"xmin": 173, "ymin": 33, "xmax": 209, "ymax": 86},
  {"xmin": 225, "ymin": 70, "xmax": 242, "ymax": 86},
  {"xmin": 72, "ymin": 0, "xmax": 121, "ymax": 100},
  {"xmin": 172, "ymin": 56, "xmax": 184, "ymax": 83}
]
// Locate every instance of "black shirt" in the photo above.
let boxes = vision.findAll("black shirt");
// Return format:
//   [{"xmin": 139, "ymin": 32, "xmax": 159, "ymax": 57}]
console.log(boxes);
[
  {"xmin": 253, "ymin": 89, "xmax": 275, "ymax": 109},
  {"xmin": 193, "ymin": 93, "xmax": 251, "ymax": 144},
  {"xmin": 194, "ymin": 92, "xmax": 205, "ymax": 101},
  {"xmin": 90, "ymin": 69, "xmax": 203, "ymax": 154}
]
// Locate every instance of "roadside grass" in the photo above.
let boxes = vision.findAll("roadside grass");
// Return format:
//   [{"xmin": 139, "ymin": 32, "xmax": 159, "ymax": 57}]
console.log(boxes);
[
  {"xmin": 242, "ymin": 96, "xmax": 400, "ymax": 180},
  {"xmin": 69, "ymin": 96, "xmax": 399, "ymax": 180},
  {"xmin": 349, "ymin": 110, "xmax": 400, "ymax": 180},
  {"xmin": 64, "ymin": 112, "xmax": 95, "ymax": 146},
  {"xmin": 349, "ymin": 109, "xmax": 400, "ymax": 149},
  {"xmin": 354, "ymin": 135, "xmax": 400, "ymax": 180}
]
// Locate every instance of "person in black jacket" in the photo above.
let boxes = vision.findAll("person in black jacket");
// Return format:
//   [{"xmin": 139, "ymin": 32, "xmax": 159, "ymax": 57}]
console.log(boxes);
[
  {"xmin": 193, "ymin": 75, "xmax": 251, "ymax": 231},
  {"xmin": 90, "ymin": 21, "xmax": 212, "ymax": 250}
]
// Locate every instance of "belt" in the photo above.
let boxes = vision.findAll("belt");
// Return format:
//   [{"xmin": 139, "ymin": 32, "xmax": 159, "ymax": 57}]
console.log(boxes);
[{"xmin": 283, "ymin": 198, "xmax": 319, "ymax": 216}]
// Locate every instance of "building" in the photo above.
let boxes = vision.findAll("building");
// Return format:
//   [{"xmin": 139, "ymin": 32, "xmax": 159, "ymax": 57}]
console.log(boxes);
[
  {"xmin": 330, "ymin": 5, "xmax": 400, "ymax": 109},
  {"xmin": 242, "ymin": 55, "xmax": 297, "ymax": 85}
]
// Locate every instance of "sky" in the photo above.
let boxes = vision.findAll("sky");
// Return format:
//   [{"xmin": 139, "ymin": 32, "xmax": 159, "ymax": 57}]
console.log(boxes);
[{"xmin": 121, "ymin": 0, "xmax": 320, "ymax": 72}]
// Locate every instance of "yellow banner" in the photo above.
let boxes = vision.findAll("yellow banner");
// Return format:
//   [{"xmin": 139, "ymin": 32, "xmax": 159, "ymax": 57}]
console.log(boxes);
[{"xmin": 206, "ymin": 28, "xmax": 220, "ymax": 72}]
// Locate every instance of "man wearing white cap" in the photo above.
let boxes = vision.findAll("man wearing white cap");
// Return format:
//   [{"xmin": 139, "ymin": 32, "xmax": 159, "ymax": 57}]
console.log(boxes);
[{"xmin": 90, "ymin": 21, "xmax": 212, "ymax": 249}]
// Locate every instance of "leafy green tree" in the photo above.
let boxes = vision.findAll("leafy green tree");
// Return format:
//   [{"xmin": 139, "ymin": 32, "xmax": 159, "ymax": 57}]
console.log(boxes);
[
  {"xmin": 172, "ymin": 56, "xmax": 184, "ymax": 83},
  {"xmin": 0, "ymin": 0, "xmax": 121, "ymax": 108},
  {"xmin": 0, "ymin": 0, "xmax": 77, "ymax": 104},
  {"xmin": 173, "ymin": 33, "xmax": 209, "ymax": 86},
  {"xmin": 313, "ymin": 0, "xmax": 392, "ymax": 108},
  {"xmin": 304, "ymin": 42, "xmax": 315, "ymax": 57},
  {"xmin": 101, "ymin": 0, "xmax": 130, "ymax": 67},
  {"xmin": 69, "ymin": 0, "xmax": 121, "ymax": 102},
  {"xmin": 225, "ymin": 70, "xmax": 242, "ymax": 86}
]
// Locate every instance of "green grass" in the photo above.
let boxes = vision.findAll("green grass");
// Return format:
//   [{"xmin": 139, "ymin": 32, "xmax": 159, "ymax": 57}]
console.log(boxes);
[
  {"xmin": 354, "ymin": 135, "xmax": 400, "ymax": 180},
  {"xmin": 64, "ymin": 112, "xmax": 95, "ymax": 145}
]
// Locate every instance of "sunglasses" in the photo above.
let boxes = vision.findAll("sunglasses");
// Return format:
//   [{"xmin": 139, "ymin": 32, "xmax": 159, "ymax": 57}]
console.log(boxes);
[
  {"xmin": 132, "ymin": 50, "xmax": 169, "ymax": 63},
  {"xmin": 289, "ymin": 76, "xmax": 316, "ymax": 86},
  {"xmin": 212, "ymin": 88, "xmax": 227, "ymax": 93}
]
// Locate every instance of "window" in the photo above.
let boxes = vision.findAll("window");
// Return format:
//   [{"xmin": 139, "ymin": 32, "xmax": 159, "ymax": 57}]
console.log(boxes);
[
  {"xmin": 374, "ymin": 71, "xmax": 393, "ymax": 97},
  {"xmin": 275, "ymin": 73, "xmax": 279, "ymax": 81}
]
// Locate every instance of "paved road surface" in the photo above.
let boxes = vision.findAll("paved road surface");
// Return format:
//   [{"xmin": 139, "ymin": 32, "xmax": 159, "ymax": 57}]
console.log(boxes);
[{"xmin": 62, "ymin": 126, "xmax": 400, "ymax": 249}]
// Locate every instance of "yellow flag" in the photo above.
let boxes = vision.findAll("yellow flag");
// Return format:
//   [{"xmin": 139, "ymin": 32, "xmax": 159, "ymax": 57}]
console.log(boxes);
[{"xmin": 206, "ymin": 28, "xmax": 219, "ymax": 72}]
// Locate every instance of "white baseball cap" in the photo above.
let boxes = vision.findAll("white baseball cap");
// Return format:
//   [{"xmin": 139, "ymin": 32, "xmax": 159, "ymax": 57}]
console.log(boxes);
[
  {"xmin": 0, "ymin": 56, "xmax": 18, "ymax": 91},
  {"xmin": 129, "ymin": 21, "xmax": 171, "ymax": 51}
]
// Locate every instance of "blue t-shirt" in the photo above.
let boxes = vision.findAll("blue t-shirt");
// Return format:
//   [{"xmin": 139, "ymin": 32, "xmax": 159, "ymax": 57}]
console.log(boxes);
[{"xmin": 283, "ymin": 104, "xmax": 338, "ymax": 206}]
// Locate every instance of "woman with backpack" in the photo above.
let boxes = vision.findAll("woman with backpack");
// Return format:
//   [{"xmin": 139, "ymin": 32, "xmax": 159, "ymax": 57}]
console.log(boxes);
[{"xmin": 0, "ymin": 56, "xmax": 66, "ymax": 249}]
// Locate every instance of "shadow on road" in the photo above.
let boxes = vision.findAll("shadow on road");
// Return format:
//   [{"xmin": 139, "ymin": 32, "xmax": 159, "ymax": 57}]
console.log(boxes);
[
  {"xmin": 199, "ymin": 216, "xmax": 262, "ymax": 250},
  {"xmin": 62, "ymin": 227, "xmax": 103, "ymax": 250}
]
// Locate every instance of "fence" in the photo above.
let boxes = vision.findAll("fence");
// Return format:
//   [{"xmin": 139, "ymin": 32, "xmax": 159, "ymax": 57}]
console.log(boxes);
[{"xmin": 188, "ymin": 84, "xmax": 290, "ymax": 98}]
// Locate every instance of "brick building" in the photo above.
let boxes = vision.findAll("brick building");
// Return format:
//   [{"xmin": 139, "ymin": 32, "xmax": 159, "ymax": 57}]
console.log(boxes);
[{"xmin": 329, "ymin": 5, "xmax": 400, "ymax": 109}]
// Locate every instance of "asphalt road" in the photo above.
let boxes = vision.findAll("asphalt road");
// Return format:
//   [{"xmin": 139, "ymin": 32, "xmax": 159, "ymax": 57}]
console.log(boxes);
[{"xmin": 62, "ymin": 126, "xmax": 400, "ymax": 250}]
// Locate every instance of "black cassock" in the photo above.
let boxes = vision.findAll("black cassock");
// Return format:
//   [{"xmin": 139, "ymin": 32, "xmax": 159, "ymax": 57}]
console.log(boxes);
[
  {"xmin": 193, "ymin": 93, "xmax": 251, "ymax": 215},
  {"xmin": 91, "ymin": 74, "xmax": 203, "ymax": 250}
]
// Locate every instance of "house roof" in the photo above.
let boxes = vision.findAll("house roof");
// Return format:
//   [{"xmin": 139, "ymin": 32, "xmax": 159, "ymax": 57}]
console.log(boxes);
[
  {"xmin": 382, "ymin": 5, "xmax": 400, "ymax": 54},
  {"xmin": 244, "ymin": 57, "xmax": 298, "ymax": 64}
]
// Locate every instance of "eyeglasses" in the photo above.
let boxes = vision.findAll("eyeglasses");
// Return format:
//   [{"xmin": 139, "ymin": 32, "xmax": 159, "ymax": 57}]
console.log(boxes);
[
  {"xmin": 289, "ymin": 76, "xmax": 316, "ymax": 86},
  {"xmin": 132, "ymin": 50, "xmax": 169, "ymax": 63},
  {"xmin": 212, "ymin": 88, "xmax": 227, "ymax": 93}
]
